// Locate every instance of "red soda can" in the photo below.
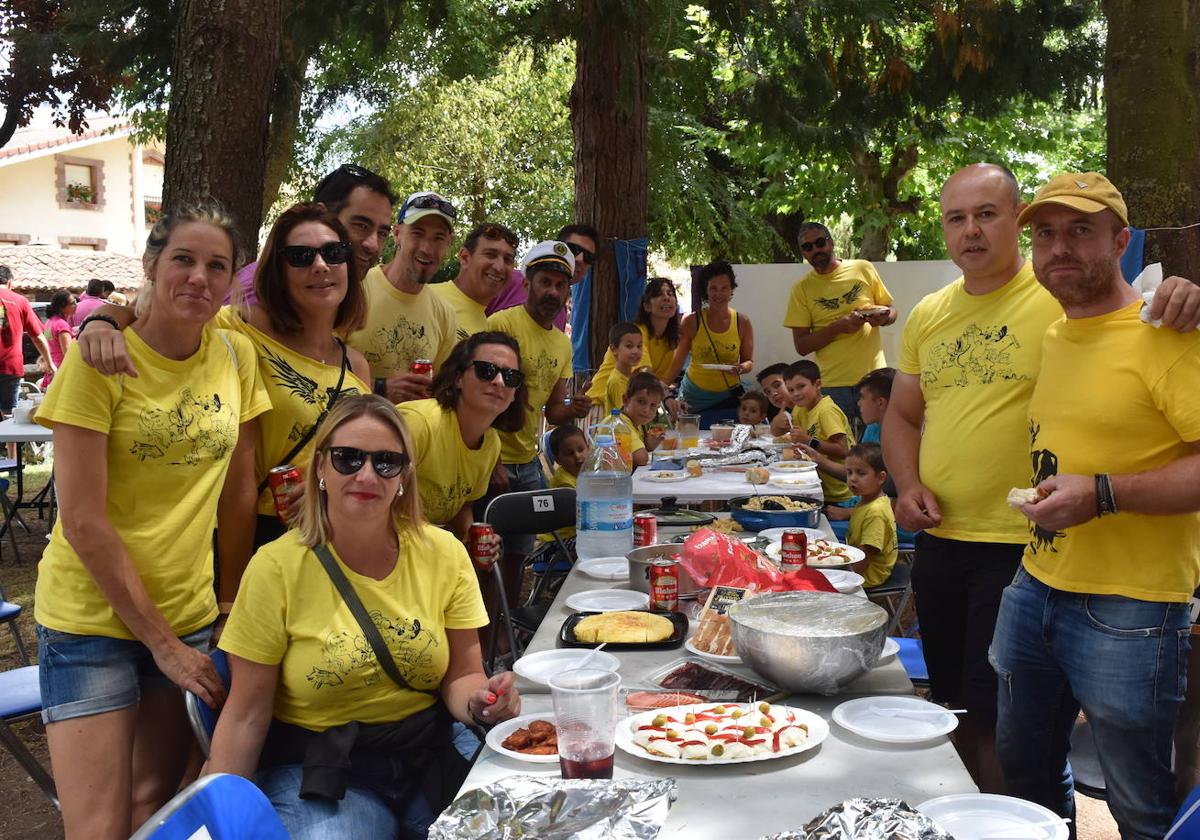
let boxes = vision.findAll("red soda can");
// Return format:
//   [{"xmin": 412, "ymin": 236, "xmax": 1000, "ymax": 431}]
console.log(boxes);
[
  {"xmin": 648, "ymin": 559, "xmax": 679, "ymax": 612},
  {"xmin": 268, "ymin": 464, "xmax": 302, "ymax": 524},
  {"xmin": 633, "ymin": 512, "xmax": 658, "ymax": 547},
  {"xmin": 410, "ymin": 358, "xmax": 434, "ymax": 377},
  {"xmin": 467, "ymin": 522, "xmax": 497, "ymax": 571},
  {"xmin": 780, "ymin": 529, "xmax": 809, "ymax": 573}
]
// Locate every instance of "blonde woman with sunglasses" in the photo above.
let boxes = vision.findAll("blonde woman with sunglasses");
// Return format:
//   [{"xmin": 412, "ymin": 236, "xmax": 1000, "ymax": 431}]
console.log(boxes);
[{"xmin": 208, "ymin": 395, "xmax": 518, "ymax": 838}]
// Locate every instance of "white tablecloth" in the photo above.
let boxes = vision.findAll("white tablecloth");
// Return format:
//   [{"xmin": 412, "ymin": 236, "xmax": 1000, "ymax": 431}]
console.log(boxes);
[{"xmin": 633, "ymin": 467, "xmax": 823, "ymax": 504}]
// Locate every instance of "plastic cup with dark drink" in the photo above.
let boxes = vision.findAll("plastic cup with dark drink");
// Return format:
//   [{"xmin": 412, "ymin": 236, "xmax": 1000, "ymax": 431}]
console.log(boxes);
[{"xmin": 549, "ymin": 667, "xmax": 621, "ymax": 779}]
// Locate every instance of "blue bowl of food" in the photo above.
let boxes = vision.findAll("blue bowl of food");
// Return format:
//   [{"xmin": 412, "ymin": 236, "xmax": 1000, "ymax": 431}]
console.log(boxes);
[{"xmin": 729, "ymin": 494, "xmax": 822, "ymax": 532}]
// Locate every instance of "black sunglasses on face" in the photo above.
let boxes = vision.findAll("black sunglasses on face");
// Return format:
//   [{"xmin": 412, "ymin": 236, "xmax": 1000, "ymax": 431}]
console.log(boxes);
[
  {"xmin": 470, "ymin": 359, "xmax": 524, "ymax": 388},
  {"xmin": 326, "ymin": 446, "xmax": 410, "ymax": 478},
  {"xmin": 800, "ymin": 237, "xmax": 830, "ymax": 252},
  {"xmin": 402, "ymin": 194, "xmax": 458, "ymax": 221},
  {"xmin": 566, "ymin": 241, "xmax": 594, "ymax": 265},
  {"xmin": 280, "ymin": 241, "xmax": 352, "ymax": 268}
]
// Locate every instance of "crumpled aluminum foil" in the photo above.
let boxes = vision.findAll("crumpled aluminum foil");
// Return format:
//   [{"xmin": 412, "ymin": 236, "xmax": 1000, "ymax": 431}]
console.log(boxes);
[
  {"xmin": 760, "ymin": 797, "xmax": 954, "ymax": 839},
  {"xmin": 429, "ymin": 776, "xmax": 676, "ymax": 839}
]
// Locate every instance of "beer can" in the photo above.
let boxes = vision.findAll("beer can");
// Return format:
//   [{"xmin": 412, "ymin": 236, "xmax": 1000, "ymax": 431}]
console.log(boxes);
[
  {"xmin": 648, "ymin": 559, "xmax": 679, "ymax": 612},
  {"xmin": 633, "ymin": 512, "xmax": 658, "ymax": 547},
  {"xmin": 268, "ymin": 464, "xmax": 302, "ymax": 524},
  {"xmin": 467, "ymin": 522, "xmax": 497, "ymax": 571},
  {"xmin": 410, "ymin": 358, "xmax": 434, "ymax": 377},
  {"xmin": 780, "ymin": 529, "xmax": 809, "ymax": 573}
]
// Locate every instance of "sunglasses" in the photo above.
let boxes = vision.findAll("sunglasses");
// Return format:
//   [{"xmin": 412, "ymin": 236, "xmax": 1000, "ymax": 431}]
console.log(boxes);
[
  {"xmin": 800, "ymin": 237, "xmax": 830, "ymax": 252},
  {"xmin": 326, "ymin": 446, "xmax": 410, "ymax": 478},
  {"xmin": 566, "ymin": 241, "xmax": 594, "ymax": 265},
  {"xmin": 401, "ymin": 193, "xmax": 458, "ymax": 221},
  {"xmin": 479, "ymin": 224, "xmax": 519, "ymax": 249},
  {"xmin": 280, "ymin": 241, "xmax": 351, "ymax": 268},
  {"xmin": 470, "ymin": 359, "xmax": 524, "ymax": 388}
]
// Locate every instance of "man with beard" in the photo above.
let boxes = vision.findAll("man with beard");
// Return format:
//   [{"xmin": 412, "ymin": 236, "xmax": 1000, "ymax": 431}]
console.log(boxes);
[
  {"xmin": 484, "ymin": 241, "xmax": 593, "ymax": 603},
  {"xmin": 990, "ymin": 173, "xmax": 1200, "ymax": 839},
  {"xmin": 784, "ymin": 223, "xmax": 897, "ymax": 425},
  {"xmin": 885, "ymin": 163, "xmax": 1200, "ymax": 795},
  {"xmin": 347, "ymin": 190, "xmax": 459, "ymax": 402},
  {"xmin": 433, "ymin": 223, "xmax": 519, "ymax": 340},
  {"xmin": 487, "ymin": 223, "xmax": 599, "ymax": 331}
]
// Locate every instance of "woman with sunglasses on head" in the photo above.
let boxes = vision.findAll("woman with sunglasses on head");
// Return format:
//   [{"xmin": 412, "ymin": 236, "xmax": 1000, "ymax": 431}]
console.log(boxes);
[
  {"xmin": 34, "ymin": 203, "xmax": 271, "ymax": 839},
  {"xmin": 398, "ymin": 331, "xmax": 526, "ymax": 538},
  {"xmin": 208, "ymin": 394, "xmax": 518, "ymax": 839},
  {"xmin": 587, "ymin": 276, "xmax": 681, "ymax": 403}
]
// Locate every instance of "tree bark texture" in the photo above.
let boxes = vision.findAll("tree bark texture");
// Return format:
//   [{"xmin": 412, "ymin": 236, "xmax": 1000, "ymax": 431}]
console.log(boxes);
[
  {"xmin": 164, "ymin": 0, "xmax": 283, "ymax": 260},
  {"xmin": 260, "ymin": 36, "xmax": 312, "ymax": 217},
  {"xmin": 571, "ymin": 0, "xmax": 650, "ymax": 368},
  {"xmin": 1104, "ymin": 0, "xmax": 1200, "ymax": 279},
  {"xmin": 849, "ymin": 144, "xmax": 919, "ymax": 261}
]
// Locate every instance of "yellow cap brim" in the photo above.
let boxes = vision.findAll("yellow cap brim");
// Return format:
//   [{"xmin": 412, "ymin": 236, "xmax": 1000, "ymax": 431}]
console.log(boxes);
[{"xmin": 1017, "ymin": 196, "xmax": 1116, "ymax": 227}]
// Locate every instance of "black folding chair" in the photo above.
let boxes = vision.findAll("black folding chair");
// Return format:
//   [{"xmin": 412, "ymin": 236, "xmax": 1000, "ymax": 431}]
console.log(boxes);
[
  {"xmin": 866, "ymin": 544, "xmax": 915, "ymax": 637},
  {"xmin": 482, "ymin": 487, "xmax": 577, "ymax": 670}
]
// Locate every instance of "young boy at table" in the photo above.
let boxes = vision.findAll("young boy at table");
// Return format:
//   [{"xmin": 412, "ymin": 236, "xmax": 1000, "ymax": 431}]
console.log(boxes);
[
  {"xmin": 855, "ymin": 367, "xmax": 895, "ymax": 444},
  {"xmin": 785, "ymin": 359, "xmax": 855, "ymax": 505},
  {"xmin": 598, "ymin": 322, "xmax": 644, "ymax": 414},
  {"xmin": 756, "ymin": 362, "xmax": 794, "ymax": 435},
  {"xmin": 736, "ymin": 390, "xmax": 770, "ymax": 426},
  {"xmin": 539, "ymin": 424, "xmax": 588, "ymax": 542},
  {"xmin": 621, "ymin": 371, "xmax": 666, "ymax": 467},
  {"xmin": 843, "ymin": 443, "xmax": 898, "ymax": 588}
]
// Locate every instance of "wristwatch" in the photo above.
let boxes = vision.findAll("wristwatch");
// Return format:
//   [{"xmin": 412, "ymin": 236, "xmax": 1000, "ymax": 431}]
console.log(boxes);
[{"xmin": 809, "ymin": 437, "xmax": 821, "ymax": 450}]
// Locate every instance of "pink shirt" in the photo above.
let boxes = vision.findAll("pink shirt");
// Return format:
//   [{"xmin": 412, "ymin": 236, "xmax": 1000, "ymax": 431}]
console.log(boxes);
[
  {"xmin": 70, "ymin": 293, "xmax": 107, "ymax": 328},
  {"xmin": 45, "ymin": 315, "xmax": 74, "ymax": 369},
  {"xmin": 485, "ymin": 269, "xmax": 568, "ymax": 331}
]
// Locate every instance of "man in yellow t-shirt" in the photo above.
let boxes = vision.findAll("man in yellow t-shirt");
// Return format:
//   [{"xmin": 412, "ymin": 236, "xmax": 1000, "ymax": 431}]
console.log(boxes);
[
  {"xmin": 990, "ymin": 173, "xmax": 1200, "ymax": 839},
  {"xmin": 346, "ymin": 190, "xmax": 459, "ymax": 402},
  {"xmin": 433, "ymin": 223, "xmax": 518, "ymax": 341},
  {"xmin": 784, "ymin": 223, "xmax": 896, "ymax": 424}
]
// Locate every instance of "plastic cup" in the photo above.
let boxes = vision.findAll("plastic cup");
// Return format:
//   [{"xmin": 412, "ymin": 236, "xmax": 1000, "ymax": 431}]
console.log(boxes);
[
  {"xmin": 659, "ymin": 430, "xmax": 679, "ymax": 451},
  {"xmin": 678, "ymin": 414, "xmax": 700, "ymax": 450},
  {"xmin": 549, "ymin": 667, "xmax": 621, "ymax": 779}
]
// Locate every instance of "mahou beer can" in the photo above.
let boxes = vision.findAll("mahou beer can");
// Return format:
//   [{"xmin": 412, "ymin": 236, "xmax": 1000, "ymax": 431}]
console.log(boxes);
[
  {"xmin": 648, "ymin": 559, "xmax": 679, "ymax": 612},
  {"xmin": 467, "ymin": 522, "xmax": 497, "ymax": 571},
  {"xmin": 411, "ymin": 359, "xmax": 434, "ymax": 377},
  {"xmin": 633, "ymin": 512, "xmax": 658, "ymax": 547},
  {"xmin": 780, "ymin": 529, "xmax": 809, "ymax": 572},
  {"xmin": 268, "ymin": 464, "xmax": 302, "ymax": 523}
]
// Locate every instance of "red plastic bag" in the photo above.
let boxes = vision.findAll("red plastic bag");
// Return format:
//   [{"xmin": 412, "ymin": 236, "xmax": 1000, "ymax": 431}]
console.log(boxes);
[{"xmin": 679, "ymin": 528, "xmax": 836, "ymax": 593}]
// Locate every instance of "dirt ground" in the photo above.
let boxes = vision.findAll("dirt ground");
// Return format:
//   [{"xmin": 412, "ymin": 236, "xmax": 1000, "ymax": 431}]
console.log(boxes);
[{"xmin": 0, "ymin": 466, "xmax": 1121, "ymax": 839}]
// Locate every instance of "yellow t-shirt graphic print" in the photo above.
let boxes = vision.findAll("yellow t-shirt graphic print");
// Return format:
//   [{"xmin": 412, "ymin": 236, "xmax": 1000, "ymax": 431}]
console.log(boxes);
[{"xmin": 346, "ymin": 266, "xmax": 457, "ymax": 379}]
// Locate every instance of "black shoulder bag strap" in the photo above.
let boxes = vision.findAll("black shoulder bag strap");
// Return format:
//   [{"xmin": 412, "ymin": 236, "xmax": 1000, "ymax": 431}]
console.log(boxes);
[
  {"xmin": 699, "ymin": 309, "xmax": 743, "ymax": 393},
  {"xmin": 311, "ymin": 542, "xmax": 438, "ymax": 696},
  {"xmin": 256, "ymin": 339, "xmax": 349, "ymax": 495}
]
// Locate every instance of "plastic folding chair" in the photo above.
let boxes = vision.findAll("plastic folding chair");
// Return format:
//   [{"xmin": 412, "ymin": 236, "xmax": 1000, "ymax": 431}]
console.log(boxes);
[
  {"xmin": 0, "ymin": 664, "xmax": 57, "ymax": 807},
  {"xmin": 866, "ymin": 544, "xmax": 915, "ymax": 637},
  {"xmin": 184, "ymin": 648, "xmax": 232, "ymax": 758},
  {"xmin": 1168, "ymin": 784, "xmax": 1200, "ymax": 839},
  {"xmin": 482, "ymin": 487, "xmax": 577, "ymax": 669},
  {"xmin": 892, "ymin": 636, "xmax": 930, "ymax": 688},
  {"xmin": 0, "ymin": 569, "xmax": 29, "ymax": 665},
  {"xmin": 130, "ymin": 773, "xmax": 288, "ymax": 839}
]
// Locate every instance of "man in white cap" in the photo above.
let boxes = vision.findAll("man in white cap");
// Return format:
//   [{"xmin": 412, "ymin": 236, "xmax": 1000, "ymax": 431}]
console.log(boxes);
[
  {"xmin": 992, "ymin": 172, "xmax": 1200, "ymax": 839},
  {"xmin": 346, "ymin": 190, "xmax": 459, "ymax": 402},
  {"xmin": 484, "ymin": 240, "xmax": 592, "ymax": 601}
]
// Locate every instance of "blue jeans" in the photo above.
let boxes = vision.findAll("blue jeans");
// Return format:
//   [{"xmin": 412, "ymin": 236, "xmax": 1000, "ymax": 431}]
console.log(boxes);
[
  {"xmin": 256, "ymin": 723, "xmax": 480, "ymax": 839},
  {"xmin": 990, "ymin": 566, "xmax": 1190, "ymax": 840}
]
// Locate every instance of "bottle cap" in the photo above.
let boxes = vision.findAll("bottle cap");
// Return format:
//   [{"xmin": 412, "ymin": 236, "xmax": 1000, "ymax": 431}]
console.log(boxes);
[{"xmin": 610, "ymin": 409, "xmax": 620, "ymax": 415}]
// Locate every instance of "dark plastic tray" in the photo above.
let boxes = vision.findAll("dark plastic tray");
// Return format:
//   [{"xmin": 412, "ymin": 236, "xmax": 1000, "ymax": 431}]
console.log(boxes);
[{"xmin": 558, "ymin": 610, "xmax": 689, "ymax": 651}]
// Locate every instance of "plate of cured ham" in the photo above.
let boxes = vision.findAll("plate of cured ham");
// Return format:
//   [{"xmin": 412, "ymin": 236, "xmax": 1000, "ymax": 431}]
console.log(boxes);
[{"xmin": 616, "ymin": 701, "xmax": 828, "ymax": 765}]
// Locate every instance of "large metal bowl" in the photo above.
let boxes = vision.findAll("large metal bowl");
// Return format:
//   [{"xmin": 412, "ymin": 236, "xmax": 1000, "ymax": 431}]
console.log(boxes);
[
  {"xmin": 728, "ymin": 591, "xmax": 887, "ymax": 695},
  {"xmin": 728, "ymin": 494, "xmax": 821, "ymax": 531}
]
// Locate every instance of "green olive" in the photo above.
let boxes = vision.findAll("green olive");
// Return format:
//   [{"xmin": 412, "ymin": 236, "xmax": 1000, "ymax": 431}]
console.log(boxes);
[
  {"xmin": 761, "ymin": 716, "xmax": 772, "ymax": 727},
  {"xmin": 666, "ymin": 728, "xmax": 679, "ymax": 739},
  {"xmin": 730, "ymin": 708, "xmax": 744, "ymax": 719},
  {"xmin": 704, "ymin": 723, "xmax": 718, "ymax": 735},
  {"xmin": 712, "ymin": 705, "xmax": 726, "ymax": 714},
  {"xmin": 758, "ymin": 702, "xmax": 770, "ymax": 714},
  {"xmin": 742, "ymin": 726, "xmax": 756, "ymax": 739},
  {"xmin": 684, "ymin": 713, "xmax": 696, "ymax": 725},
  {"xmin": 710, "ymin": 743, "xmax": 725, "ymax": 757},
  {"xmin": 652, "ymin": 714, "xmax": 668, "ymax": 727}
]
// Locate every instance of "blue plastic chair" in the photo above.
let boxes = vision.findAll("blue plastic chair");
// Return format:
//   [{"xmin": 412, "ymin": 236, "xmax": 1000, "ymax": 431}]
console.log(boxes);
[
  {"xmin": 185, "ymin": 648, "xmax": 231, "ymax": 757},
  {"xmin": 0, "ymin": 568, "xmax": 29, "ymax": 665},
  {"xmin": 0, "ymin": 664, "xmax": 57, "ymax": 806},
  {"xmin": 1168, "ymin": 785, "xmax": 1200, "ymax": 839},
  {"xmin": 129, "ymin": 773, "xmax": 288, "ymax": 839},
  {"xmin": 893, "ymin": 636, "xmax": 929, "ymax": 685}
]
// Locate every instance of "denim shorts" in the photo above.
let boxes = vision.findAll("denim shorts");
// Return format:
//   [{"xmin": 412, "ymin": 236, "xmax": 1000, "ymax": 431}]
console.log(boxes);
[{"xmin": 38, "ymin": 623, "xmax": 213, "ymax": 724}]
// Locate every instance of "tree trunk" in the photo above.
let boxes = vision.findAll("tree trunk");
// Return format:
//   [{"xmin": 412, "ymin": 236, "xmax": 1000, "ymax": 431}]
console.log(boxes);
[
  {"xmin": 261, "ymin": 37, "xmax": 312, "ymax": 218},
  {"xmin": 571, "ymin": 0, "xmax": 650, "ymax": 368},
  {"xmin": 849, "ymin": 144, "xmax": 919, "ymax": 261},
  {"xmin": 164, "ymin": 0, "xmax": 283, "ymax": 261},
  {"xmin": 1104, "ymin": 0, "xmax": 1200, "ymax": 280}
]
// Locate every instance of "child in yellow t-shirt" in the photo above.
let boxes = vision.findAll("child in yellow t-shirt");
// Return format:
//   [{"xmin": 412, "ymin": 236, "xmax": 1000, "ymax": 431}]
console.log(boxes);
[
  {"xmin": 844, "ymin": 443, "xmax": 898, "ymax": 588},
  {"xmin": 538, "ymin": 425, "xmax": 589, "ymax": 542},
  {"xmin": 601, "ymin": 321, "xmax": 645, "ymax": 414},
  {"xmin": 737, "ymin": 390, "xmax": 770, "ymax": 426},
  {"xmin": 785, "ymin": 359, "xmax": 855, "ymax": 503},
  {"xmin": 621, "ymin": 371, "xmax": 666, "ymax": 467}
]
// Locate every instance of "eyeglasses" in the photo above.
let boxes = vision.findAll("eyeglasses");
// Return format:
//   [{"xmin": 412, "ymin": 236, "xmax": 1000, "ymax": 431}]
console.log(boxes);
[
  {"xmin": 280, "ymin": 241, "xmax": 351, "ymax": 267},
  {"xmin": 400, "ymin": 193, "xmax": 458, "ymax": 222},
  {"xmin": 470, "ymin": 359, "xmax": 524, "ymax": 388},
  {"xmin": 325, "ymin": 446, "xmax": 410, "ymax": 478},
  {"xmin": 566, "ymin": 241, "xmax": 594, "ymax": 265},
  {"xmin": 800, "ymin": 237, "xmax": 830, "ymax": 252}
]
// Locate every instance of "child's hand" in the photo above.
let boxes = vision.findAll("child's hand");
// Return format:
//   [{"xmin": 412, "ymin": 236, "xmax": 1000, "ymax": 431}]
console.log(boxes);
[
  {"xmin": 824, "ymin": 505, "xmax": 853, "ymax": 521},
  {"xmin": 644, "ymin": 428, "xmax": 665, "ymax": 451}
]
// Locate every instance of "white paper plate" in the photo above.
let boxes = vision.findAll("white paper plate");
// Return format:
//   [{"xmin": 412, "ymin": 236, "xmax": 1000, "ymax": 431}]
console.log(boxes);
[
  {"xmin": 684, "ymin": 636, "xmax": 742, "ymax": 664},
  {"xmin": 876, "ymin": 636, "xmax": 900, "ymax": 664},
  {"xmin": 565, "ymin": 588, "xmax": 650, "ymax": 612},
  {"xmin": 764, "ymin": 542, "xmax": 865, "ymax": 567},
  {"xmin": 817, "ymin": 568, "xmax": 864, "ymax": 593},
  {"xmin": 513, "ymin": 648, "xmax": 621, "ymax": 686},
  {"xmin": 700, "ymin": 363, "xmax": 739, "ymax": 372},
  {"xmin": 485, "ymin": 713, "xmax": 561, "ymax": 764},
  {"xmin": 616, "ymin": 703, "xmax": 828, "ymax": 766},
  {"xmin": 574, "ymin": 556, "xmax": 629, "ymax": 581},
  {"xmin": 758, "ymin": 527, "xmax": 830, "ymax": 544},
  {"xmin": 832, "ymin": 696, "xmax": 959, "ymax": 743},
  {"xmin": 768, "ymin": 479, "xmax": 822, "ymax": 493},
  {"xmin": 644, "ymin": 470, "xmax": 689, "ymax": 483},
  {"xmin": 769, "ymin": 460, "xmax": 818, "ymax": 473},
  {"xmin": 917, "ymin": 794, "xmax": 1069, "ymax": 840}
]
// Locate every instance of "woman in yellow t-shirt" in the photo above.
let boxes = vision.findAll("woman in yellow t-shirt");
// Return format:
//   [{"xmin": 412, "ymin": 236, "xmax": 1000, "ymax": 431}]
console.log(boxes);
[
  {"xmin": 34, "ymin": 204, "xmax": 271, "ymax": 838},
  {"xmin": 589, "ymin": 277, "xmax": 682, "ymax": 398},
  {"xmin": 667, "ymin": 260, "xmax": 755, "ymax": 413},
  {"xmin": 400, "ymin": 330, "xmax": 527, "ymax": 536},
  {"xmin": 208, "ymin": 395, "xmax": 520, "ymax": 838}
]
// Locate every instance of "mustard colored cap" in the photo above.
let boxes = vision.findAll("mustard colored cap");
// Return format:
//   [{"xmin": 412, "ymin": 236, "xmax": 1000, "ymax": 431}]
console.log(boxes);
[{"xmin": 1017, "ymin": 172, "xmax": 1129, "ymax": 227}]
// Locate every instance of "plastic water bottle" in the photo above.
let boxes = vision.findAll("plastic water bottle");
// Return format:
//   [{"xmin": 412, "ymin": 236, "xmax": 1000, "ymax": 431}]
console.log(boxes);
[{"xmin": 576, "ymin": 434, "xmax": 633, "ymax": 559}]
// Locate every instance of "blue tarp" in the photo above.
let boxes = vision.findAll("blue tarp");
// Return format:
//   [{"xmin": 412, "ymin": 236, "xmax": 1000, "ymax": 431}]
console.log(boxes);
[
  {"xmin": 1121, "ymin": 227, "xmax": 1146, "ymax": 283},
  {"xmin": 570, "ymin": 237, "xmax": 649, "ymax": 371}
]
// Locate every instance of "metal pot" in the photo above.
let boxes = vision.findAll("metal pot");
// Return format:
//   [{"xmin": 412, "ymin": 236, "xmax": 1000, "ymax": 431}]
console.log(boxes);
[
  {"xmin": 626, "ymin": 544, "xmax": 704, "ymax": 598},
  {"xmin": 639, "ymin": 496, "xmax": 715, "ymax": 541},
  {"xmin": 728, "ymin": 494, "xmax": 821, "ymax": 531},
  {"xmin": 728, "ymin": 591, "xmax": 887, "ymax": 695}
]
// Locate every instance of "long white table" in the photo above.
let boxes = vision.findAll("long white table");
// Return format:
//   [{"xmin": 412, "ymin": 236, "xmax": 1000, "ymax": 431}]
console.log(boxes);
[
  {"xmin": 633, "ymin": 467, "xmax": 823, "ymax": 505},
  {"xmin": 0, "ymin": 417, "xmax": 55, "ymax": 561},
  {"xmin": 458, "ymin": 525, "xmax": 979, "ymax": 836}
]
